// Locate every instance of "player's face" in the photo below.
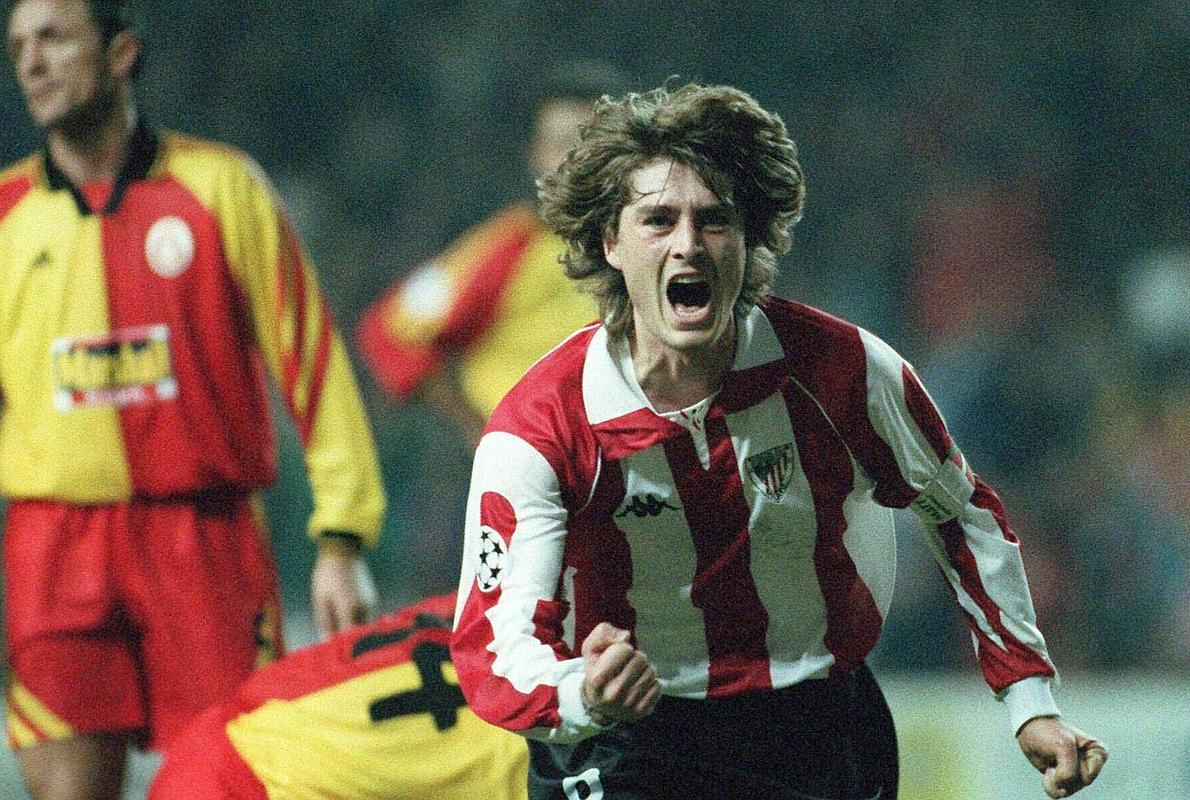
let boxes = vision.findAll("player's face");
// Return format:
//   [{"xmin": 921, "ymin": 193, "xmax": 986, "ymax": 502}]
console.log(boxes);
[
  {"xmin": 604, "ymin": 158, "xmax": 746, "ymax": 360},
  {"xmin": 7, "ymin": 0, "xmax": 114, "ymax": 131},
  {"xmin": 529, "ymin": 98, "xmax": 593, "ymax": 177}
]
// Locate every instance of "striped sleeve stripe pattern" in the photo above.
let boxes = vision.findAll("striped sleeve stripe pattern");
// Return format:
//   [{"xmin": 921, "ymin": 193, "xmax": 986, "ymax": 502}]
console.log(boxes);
[
  {"xmin": 6, "ymin": 681, "xmax": 74, "ymax": 749},
  {"xmin": 857, "ymin": 329, "xmax": 1055, "ymax": 692},
  {"xmin": 274, "ymin": 216, "xmax": 332, "ymax": 444}
]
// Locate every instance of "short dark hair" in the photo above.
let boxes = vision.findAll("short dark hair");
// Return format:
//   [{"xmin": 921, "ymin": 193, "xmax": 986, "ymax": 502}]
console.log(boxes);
[
  {"xmin": 86, "ymin": 0, "xmax": 143, "ymax": 79},
  {"xmin": 6, "ymin": 0, "xmax": 144, "ymax": 79}
]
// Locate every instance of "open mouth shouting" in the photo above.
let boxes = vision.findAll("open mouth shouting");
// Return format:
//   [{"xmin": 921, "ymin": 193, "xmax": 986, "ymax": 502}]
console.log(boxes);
[{"xmin": 666, "ymin": 274, "xmax": 713, "ymax": 326}]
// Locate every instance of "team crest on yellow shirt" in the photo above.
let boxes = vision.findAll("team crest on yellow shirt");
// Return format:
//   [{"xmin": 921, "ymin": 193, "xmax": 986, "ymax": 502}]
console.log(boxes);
[
  {"xmin": 745, "ymin": 443, "xmax": 796, "ymax": 500},
  {"xmin": 145, "ymin": 216, "xmax": 195, "ymax": 278},
  {"xmin": 52, "ymin": 324, "xmax": 177, "ymax": 411}
]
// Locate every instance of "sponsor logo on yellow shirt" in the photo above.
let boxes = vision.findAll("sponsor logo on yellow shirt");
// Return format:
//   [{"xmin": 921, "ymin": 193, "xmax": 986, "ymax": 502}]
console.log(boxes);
[{"xmin": 51, "ymin": 324, "xmax": 176, "ymax": 411}]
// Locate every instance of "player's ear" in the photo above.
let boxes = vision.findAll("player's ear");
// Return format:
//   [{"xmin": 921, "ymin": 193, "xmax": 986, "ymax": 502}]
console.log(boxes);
[
  {"xmin": 107, "ymin": 29, "xmax": 141, "ymax": 81},
  {"xmin": 603, "ymin": 229, "xmax": 621, "ymax": 270}
]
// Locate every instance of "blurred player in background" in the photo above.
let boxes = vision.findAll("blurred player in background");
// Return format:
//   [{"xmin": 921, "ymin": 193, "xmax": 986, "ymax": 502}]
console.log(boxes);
[
  {"xmin": 451, "ymin": 83, "xmax": 1108, "ymax": 799},
  {"xmin": 1, "ymin": 1, "xmax": 385, "ymax": 797},
  {"xmin": 356, "ymin": 58, "xmax": 628, "ymax": 443},
  {"xmin": 148, "ymin": 592, "xmax": 528, "ymax": 800}
]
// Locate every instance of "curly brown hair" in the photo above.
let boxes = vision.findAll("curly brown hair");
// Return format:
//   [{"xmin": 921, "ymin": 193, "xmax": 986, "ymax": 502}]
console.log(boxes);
[{"xmin": 537, "ymin": 82, "xmax": 805, "ymax": 337}]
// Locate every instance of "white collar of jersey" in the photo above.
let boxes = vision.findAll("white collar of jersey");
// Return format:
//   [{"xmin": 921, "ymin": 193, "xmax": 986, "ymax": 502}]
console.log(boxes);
[{"xmin": 582, "ymin": 305, "xmax": 785, "ymax": 425}]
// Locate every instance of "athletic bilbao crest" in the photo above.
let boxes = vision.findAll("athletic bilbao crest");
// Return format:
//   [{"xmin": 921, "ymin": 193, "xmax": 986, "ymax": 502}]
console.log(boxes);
[{"xmin": 746, "ymin": 443, "xmax": 796, "ymax": 500}]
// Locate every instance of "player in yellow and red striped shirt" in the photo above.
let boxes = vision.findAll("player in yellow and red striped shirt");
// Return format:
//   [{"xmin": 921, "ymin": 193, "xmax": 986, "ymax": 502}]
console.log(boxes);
[
  {"xmin": 356, "ymin": 60, "xmax": 627, "ymax": 443},
  {"xmin": 148, "ymin": 593, "xmax": 528, "ymax": 800},
  {"xmin": 1, "ymin": 2, "xmax": 385, "ymax": 796}
]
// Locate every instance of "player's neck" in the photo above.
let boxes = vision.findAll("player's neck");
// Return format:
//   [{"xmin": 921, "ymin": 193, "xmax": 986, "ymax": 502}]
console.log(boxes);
[
  {"xmin": 631, "ymin": 325, "xmax": 735, "ymax": 415},
  {"xmin": 46, "ymin": 97, "xmax": 138, "ymax": 186}
]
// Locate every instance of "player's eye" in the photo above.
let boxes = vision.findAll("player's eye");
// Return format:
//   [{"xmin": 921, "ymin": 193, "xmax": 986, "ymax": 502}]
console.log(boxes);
[{"xmin": 699, "ymin": 209, "xmax": 735, "ymax": 230}]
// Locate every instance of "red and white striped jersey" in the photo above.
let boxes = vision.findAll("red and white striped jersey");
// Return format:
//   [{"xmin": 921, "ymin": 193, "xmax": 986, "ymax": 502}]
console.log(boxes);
[{"xmin": 451, "ymin": 298, "xmax": 1059, "ymax": 743}]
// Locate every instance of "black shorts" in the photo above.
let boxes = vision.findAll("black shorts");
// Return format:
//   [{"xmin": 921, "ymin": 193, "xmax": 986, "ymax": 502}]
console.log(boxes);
[{"xmin": 528, "ymin": 662, "xmax": 897, "ymax": 800}]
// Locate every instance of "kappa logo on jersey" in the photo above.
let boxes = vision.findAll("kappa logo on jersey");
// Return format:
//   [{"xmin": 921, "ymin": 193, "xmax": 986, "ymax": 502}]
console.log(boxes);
[
  {"xmin": 145, "ymin": 215, "xmax": 195, "ymax": 278},
  {"xmin": 745, "ymin": 442, "xmax": 796, "ymax": 500},
  {"xmin": 476, "ymin": 526, "xmax": 508, "ymax": 592},
  {"xmin": 52, "ymin": 324, "xmax": 177, "ymax": 411},
  {"xmin": 615, "ymin": 493, "xmax": 681, "ymax": 519}
]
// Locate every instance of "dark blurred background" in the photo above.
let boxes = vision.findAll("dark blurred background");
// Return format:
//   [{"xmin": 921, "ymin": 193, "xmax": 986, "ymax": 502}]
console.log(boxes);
[{"xmin": 2, "ymin": 0, "xmax": 1185, "ymax": 688}]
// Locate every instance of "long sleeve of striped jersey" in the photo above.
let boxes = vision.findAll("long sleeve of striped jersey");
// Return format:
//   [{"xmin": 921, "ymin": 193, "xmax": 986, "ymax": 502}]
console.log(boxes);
[
  {"xmin": 214, "ymin": 155, "xmax": 385, "ymax": 546},
  {"xmin": 451, "ymin": 429, "xmax": 602, "ymax": 744},
  {"xmin": 848, "ymin": 327, "xmax": 1060, "ymax": 732}
]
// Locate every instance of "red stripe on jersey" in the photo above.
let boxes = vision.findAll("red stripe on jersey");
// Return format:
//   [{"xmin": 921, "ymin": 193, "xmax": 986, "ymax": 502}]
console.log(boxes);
[
  {"xmin": 102, "ymin": 177, "xmax": 277, "ymax": 493},
  {"xmin": 0, "ymin": 172, "xmax": 33, "ymax": 220},
  {"xmin": 481, "ymin": 491, "xmax": 517, "ymax": 543},
  {"xmin": 900, "ymin": 363, "xmax": 954, "ymax": 463},
  {"xmin": 487, "ymin": 325, "xmax": 601, "ymax": 510},
  {"xmin": 570, "ymin": 453, "xmax": 636, "ymax": 647},
  {"xmin": 785, "ymin": 381, "xmax": 884, "ymax": 676},
  {"xmin": 451, "ymin": 585, "xmax": 566, "ymax": 732},
  {"xmin": 593, "ymin": 408, "xmax": 682, "ymax": 460},
  {"xmin": 972, "ymin": 474, "xmax": 1020, "ymax": 544},
  {"xmin": 936, "ymin": 513, "xmax": 1053, "ymax": 691},
  {"xmin": 664, "ymin": 410, "xmax": 772, "ymax": 696},
  {"xmin": 719, "ymin": 359, "xmax": 792, "ymax": 413},
  {"xmin": 277, "ymin": 220, "xmax": 307, "ymax": 426},
  {"xmin": 298, "ymin": 308, "xmax": 332, "ymax": 443},
  {"xmin": 765, "ymin": 298, "xmax": 918, "ymax": 508}
]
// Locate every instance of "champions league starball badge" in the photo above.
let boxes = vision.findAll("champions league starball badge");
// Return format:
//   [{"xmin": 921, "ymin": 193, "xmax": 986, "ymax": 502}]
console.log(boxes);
[{"xmin": 476, "ymin": 526, "xmax": 508, "ymax": 593}]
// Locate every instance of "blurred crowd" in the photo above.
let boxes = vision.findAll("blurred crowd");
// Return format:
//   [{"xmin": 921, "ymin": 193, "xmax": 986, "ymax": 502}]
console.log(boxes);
[{"xmin": 2, "ymin": 1, "xmax": 1182, "ymax": 673}]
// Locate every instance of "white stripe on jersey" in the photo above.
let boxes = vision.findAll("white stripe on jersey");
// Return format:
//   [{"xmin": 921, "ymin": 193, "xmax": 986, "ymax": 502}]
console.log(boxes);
[
  {"xmin": 940, "ymin": 501, "xmax": 1049, "ymax": 654},
  {"xmin": 613, "ymin": 445, "xmax": 710, "ymax": 691},
  {"xmin": 583, "ymin": 327, "xmax": 647, "ymax": 425},
  {"xmin": 726, "ymin": 391, "xmax": 836, "ymax": 686},
  {"xmin": 858, "ymin": 327, "xmax": 947, "ymax": 492},
  {"xmin": 841, "ymin": 468, "xmax": 898, "ymax": 620}
]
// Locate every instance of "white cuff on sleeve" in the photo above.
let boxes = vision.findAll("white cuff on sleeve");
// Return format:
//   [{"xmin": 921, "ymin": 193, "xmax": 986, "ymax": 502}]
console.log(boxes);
[
  {"xmin": 548, "ymin": 669, "xmax": 610, "ymax": 744},
  {"xmin": 999, "ymin": 675, "xmax": 1062, "ymax": 735}
]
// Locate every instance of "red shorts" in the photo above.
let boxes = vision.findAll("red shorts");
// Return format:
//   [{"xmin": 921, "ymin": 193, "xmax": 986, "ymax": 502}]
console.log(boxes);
[
  {"xmin": 4, "ymin": 493, "xmax": 283, "ymax": 750},
  {"xmin": 146, "ymin": 706, "xmax": 266, "ymax": 800}
]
